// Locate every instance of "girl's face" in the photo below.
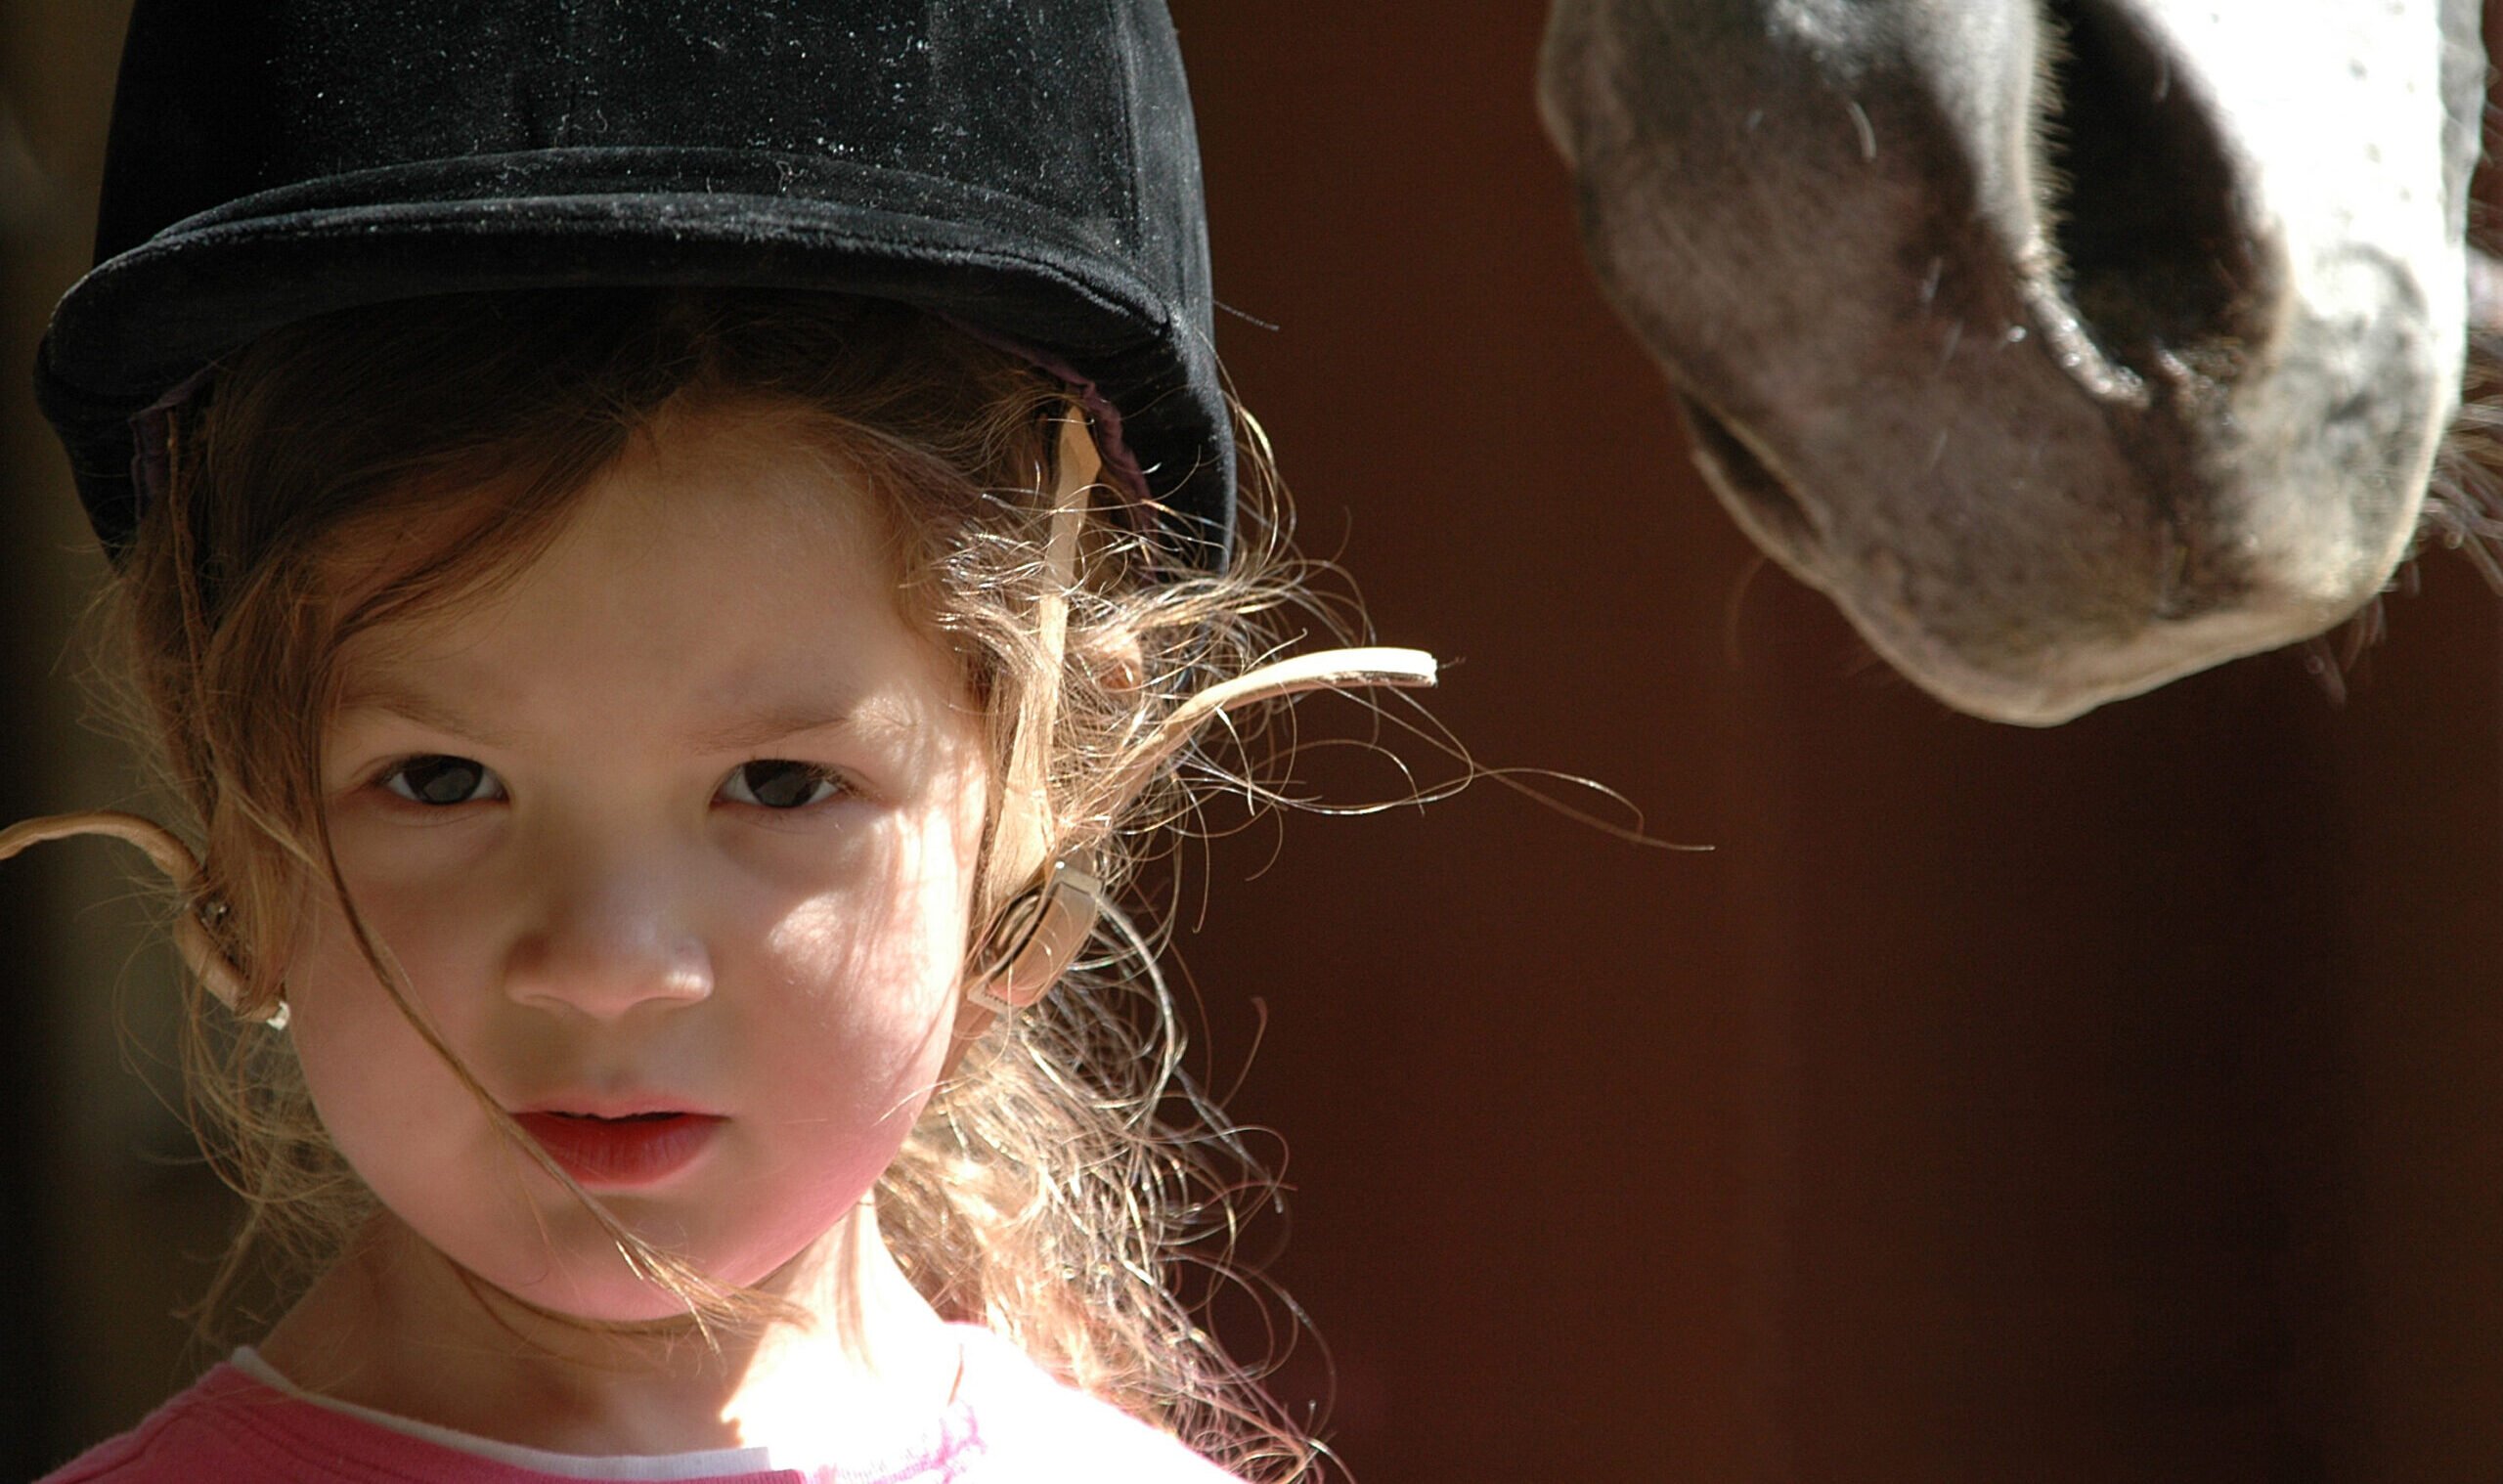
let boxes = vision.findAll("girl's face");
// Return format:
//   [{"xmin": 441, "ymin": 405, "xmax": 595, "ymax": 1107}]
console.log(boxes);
[{"xmin": 295, "ymin": 402, "xmax": 992, "ymax": 1320}]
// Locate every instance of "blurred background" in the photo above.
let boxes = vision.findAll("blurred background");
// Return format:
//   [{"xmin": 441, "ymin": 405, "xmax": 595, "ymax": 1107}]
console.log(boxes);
[{"xmin": 9, "ymin": 4, "xmax": 2503, "ymax": 1481}]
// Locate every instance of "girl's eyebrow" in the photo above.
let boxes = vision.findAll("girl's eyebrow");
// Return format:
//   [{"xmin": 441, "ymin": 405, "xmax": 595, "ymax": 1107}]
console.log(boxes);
[
  {"xmin": 686, "ymin": 704, "xmax": 884, "ymax": 755},
  {"xmin": 332, "ymin": 686, "xmax": 519, "ymax": 750},
  {"xmin": 688, "ymin": 692, "xmax": 928, "ymax": 755}
]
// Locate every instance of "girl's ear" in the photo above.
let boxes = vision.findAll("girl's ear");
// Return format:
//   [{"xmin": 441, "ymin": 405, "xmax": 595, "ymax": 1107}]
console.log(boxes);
[
  {"xmin": 952, "ymin": 629, "xmax": 1134, "ymax": 1036},
  {"xmin": 1072, "ymin": 626, "xmax": 1146, "ymax": 703},
  {"xmin": 964, "ymin": 860, "xmax": 1103, "ymax": 1016}
]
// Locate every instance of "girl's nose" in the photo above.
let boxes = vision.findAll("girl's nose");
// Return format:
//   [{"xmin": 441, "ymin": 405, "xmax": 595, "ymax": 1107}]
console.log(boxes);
[{"xmin": 503, "ymin": 862, "xmax": 714, "ymax": 1020}]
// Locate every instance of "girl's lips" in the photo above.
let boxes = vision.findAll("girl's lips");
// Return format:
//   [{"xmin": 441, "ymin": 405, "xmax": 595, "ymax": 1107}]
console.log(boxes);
[{"xmin": 511, "ymin": 1111, "xmax": 725, "ymax": 1188}]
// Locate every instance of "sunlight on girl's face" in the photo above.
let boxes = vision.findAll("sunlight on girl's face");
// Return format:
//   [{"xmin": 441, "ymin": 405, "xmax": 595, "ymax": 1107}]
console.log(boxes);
[{"xmin": 297, "ymin": 403, "xmax": 991, "ymax": 1320}]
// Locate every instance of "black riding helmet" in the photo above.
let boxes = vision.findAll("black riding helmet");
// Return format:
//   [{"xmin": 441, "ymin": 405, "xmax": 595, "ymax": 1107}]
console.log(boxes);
[{"xmin": 34, "ymin": 0, "xmax": 1234, "ymax": 568}]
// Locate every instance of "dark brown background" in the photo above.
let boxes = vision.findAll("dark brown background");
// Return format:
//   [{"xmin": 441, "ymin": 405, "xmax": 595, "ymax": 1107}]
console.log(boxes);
[{"xmin": 7, "ymin": 5, "xmax": 2503, "ymax": 1482}]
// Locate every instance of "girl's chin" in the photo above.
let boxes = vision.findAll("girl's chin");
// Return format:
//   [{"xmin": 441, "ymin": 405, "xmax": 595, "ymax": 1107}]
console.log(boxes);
[
  {"xmin": 473, "ymin": 1238, "xmax": 807, "ymax": 1326},
  {"xmin": 375, "ymin": 1190, "xmax": 884, "ymax": 1329},
  {"xmin": 387, "ymin": 1224, "xmax": 760, "ymax": 1329},
  {"xmin": 462, "ymin": 1228, "xmax": 859, "ymax": 1329}
]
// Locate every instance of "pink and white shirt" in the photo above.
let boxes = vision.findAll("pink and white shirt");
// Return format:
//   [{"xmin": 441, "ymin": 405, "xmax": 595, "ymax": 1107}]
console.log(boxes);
[{"xmin": 40, "ymin": 1328, "xmax": 1244, "ymax": 1483}]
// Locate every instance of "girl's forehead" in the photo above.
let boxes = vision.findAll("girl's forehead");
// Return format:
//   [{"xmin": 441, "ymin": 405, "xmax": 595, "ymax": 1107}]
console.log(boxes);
[
  {"xmin": 334, "ymin": 405, "xmax": 957, "ymax": 719},
  {"xmin": 598, "ymin": 400, "xmax": 899, "ymax": 549},
  {"xmin": 335, "ymin": 397, "xmax": 906, "ymax": 608}
]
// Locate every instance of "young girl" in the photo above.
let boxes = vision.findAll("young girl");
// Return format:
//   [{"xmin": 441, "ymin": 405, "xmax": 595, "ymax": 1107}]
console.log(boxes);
[{"xmin": 13, "ymin": 6, "xmax": 1429, "ymax": 1481}]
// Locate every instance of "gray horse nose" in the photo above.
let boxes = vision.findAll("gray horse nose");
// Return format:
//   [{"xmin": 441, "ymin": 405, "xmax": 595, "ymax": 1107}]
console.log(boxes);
[{"xmin": 1541, "ymin": 0, "xmax": 2473, "ymax": 722}]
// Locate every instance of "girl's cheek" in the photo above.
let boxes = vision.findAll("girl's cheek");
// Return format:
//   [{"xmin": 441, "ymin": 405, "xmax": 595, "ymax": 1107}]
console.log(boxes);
[
  {"xmin": 284, "ymin": 901, "xmax": 474, "ymax": 1173},
  {"xmin": 326, "ymin": 807, "xmax": 505, "ymax": 895},
  {"xmin": 286, "ymin": 856, "xmax": 492, "ymax": 1040},
  {"xmin": 764, "ymin": 876, "xmax": 959, "ymax": 1036}
]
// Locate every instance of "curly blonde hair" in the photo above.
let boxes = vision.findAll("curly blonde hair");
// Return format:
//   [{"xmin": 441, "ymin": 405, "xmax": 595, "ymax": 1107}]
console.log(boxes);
[{"xmin": 110, "ymin": 287, "xmax": 1350, "ymax": 1478}]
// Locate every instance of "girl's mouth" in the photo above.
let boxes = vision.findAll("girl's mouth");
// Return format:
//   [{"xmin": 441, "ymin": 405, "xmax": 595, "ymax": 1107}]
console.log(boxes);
[{"xmin": 511, "ymin": 1111, "xmax": 725, "ymax": 1188}]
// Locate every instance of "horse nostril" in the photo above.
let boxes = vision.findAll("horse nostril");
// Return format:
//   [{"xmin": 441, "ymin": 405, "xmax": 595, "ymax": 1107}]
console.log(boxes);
[
  {"xmin": 1677, "ymin": 394, "xmax": 1822, "ymax": 561},
  {"xmin": 2037, "ymin": 0, "xmax": 2277, "ymax": 368}
]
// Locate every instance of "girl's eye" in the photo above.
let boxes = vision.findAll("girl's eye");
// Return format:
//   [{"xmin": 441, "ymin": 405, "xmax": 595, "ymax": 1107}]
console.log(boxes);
[
  {"xmin": 379, "ymin": 755, "xmax": 505, "ymax": 807},
  {"xmin": 720, "ymin": 760, "xmax": 848, "ymax": 810}
]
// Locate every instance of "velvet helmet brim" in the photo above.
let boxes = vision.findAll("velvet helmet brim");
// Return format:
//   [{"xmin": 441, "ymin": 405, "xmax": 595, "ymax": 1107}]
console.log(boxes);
[{"xmin": 34, "ymin": 1, "xmax": 1234, "ymax": 568}]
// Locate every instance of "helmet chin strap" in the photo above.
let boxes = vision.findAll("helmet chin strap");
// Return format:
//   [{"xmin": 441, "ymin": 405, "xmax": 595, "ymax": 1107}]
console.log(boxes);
[
  {"xmin": 0, "ymin": 810, "xmax": 264, "ymax": 1021},
  {"xmin": 962, "ymin": 409, "xmax": 1436, "ymax": 1020},
  {"xmin": 963, "ymin": 408, "xmax": 1100, "ymax": 1018}
]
